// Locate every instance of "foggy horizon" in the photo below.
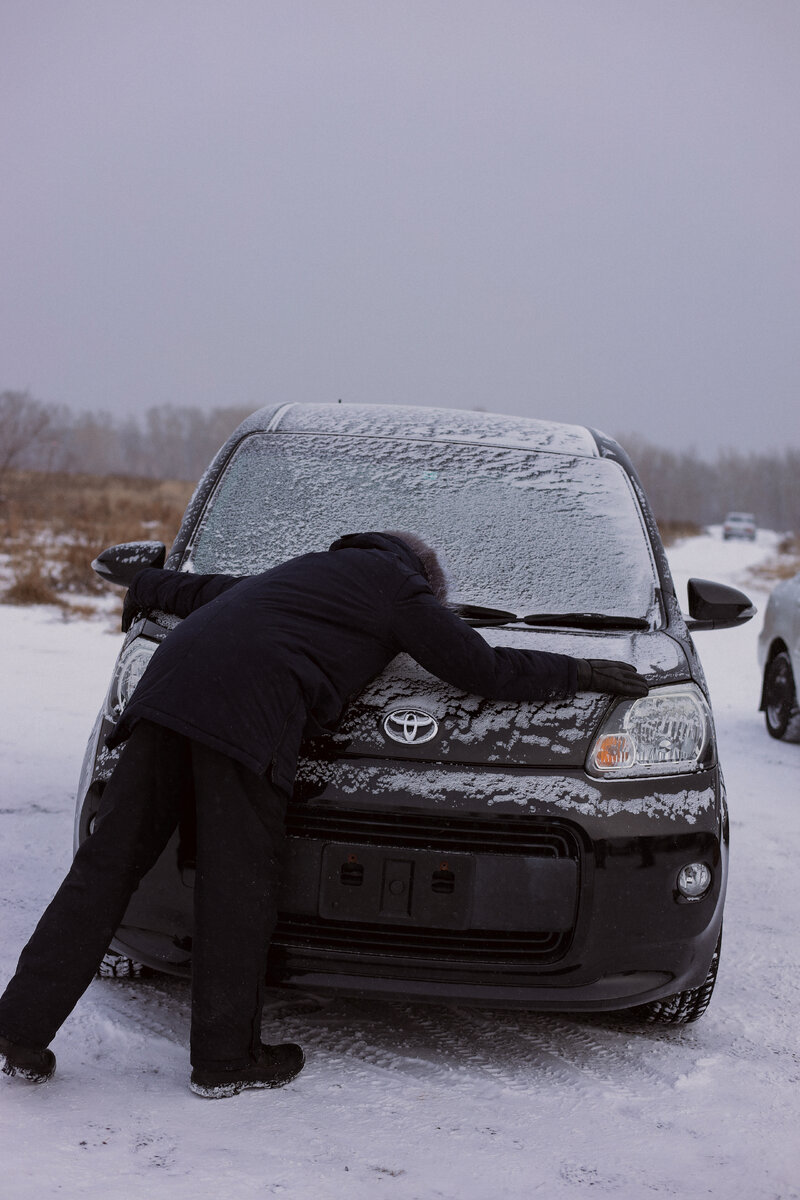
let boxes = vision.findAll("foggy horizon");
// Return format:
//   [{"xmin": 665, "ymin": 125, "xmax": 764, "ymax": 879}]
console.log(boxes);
[{"xmin": 2, "ymin": 2, "xmax": 799, "ymax": 456}]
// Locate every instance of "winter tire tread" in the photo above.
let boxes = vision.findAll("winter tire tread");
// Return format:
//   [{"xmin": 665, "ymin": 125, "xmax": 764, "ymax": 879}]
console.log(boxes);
[
  {"xmin": 764, "ymin": 651, "xmax": 800, "ymax": 742},
  {"xmin": 626, "ymin": 933, "xmax": 721, "ymax": 1026},
  {"xmin": 96, "ymin": 951, "xmax": 149, "ymax": 979}
]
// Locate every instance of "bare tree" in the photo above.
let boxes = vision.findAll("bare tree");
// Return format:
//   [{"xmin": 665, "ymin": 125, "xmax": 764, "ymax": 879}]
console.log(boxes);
[
  {"xmin": 0, "ymin": 390, "xmax": 59, "ymax": 491},
  {"xmin": 2, "ymin": 392, "xmax": 797, "ymax": 532},
  {"xmin": 624, "ymin": 437, "xmax": 800, "ymax": 533}
]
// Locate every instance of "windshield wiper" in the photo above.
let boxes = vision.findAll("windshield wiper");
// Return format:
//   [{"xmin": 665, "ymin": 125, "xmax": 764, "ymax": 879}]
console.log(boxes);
[
  {"xmin": 450, "ymin": 604, "xmax": 521, "ymax": 627},
  {"xmin": 451, "ymin": 605, "xmax": 650, "ymax": 631},
  {"xmin": 522, "ymin": 612, "xmax": 650, "ymax": 630}
]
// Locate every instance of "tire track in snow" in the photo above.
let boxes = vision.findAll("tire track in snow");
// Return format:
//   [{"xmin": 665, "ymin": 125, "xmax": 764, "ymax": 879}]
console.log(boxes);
[
  {"xmin": 265, "ymin": 998, "xmax": 462, "ymax": 1087},
  {"xmin": 412, "ymin": 1004, "xmax": 696, "ymax": 1100},
  {"xmin": 74, "ymin": 979, "xmax": 636, "ymax": 1101},
  {"xmin": 70, "ymin": 975, "xmax": 192, "ymax": 1058},
  {"xmin": 68, "ymin": 962, "xmax": 713, "ymax": 1111},
  {"xmin": 261, "ymin": 996, "xmax": 701, "ymax": 1103}
]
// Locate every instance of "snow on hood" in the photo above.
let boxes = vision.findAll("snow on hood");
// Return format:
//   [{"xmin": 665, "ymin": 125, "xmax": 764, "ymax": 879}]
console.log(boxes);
[
  {"xmin": 295, "ymin": 757, "xmax": 716, "ymax": 826},
  {"xmin": 321, "ymin": 629, "xmax": 689, "ymax": 768}
]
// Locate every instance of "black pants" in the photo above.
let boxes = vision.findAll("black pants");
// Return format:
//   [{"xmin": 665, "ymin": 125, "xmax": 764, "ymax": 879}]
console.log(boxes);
[{"xmin": 0, "ymin": 721, "xmax": 289, "ymax": 1071}]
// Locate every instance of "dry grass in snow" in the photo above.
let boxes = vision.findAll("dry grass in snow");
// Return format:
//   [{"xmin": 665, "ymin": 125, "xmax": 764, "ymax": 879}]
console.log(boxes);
[{"xmin": 0, "ymin": 471, "xmax": 193, "ymax": 617}]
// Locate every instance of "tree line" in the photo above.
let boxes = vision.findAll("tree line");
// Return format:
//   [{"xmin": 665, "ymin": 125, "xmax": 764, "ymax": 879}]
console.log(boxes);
[
  {"xmin": 1, "ymin": 389, "xmax": 797, "ymax": 532},
  {"xmin": 623, "ymin": 436, "xmax": 799, "ymax": 534},
  {"xmin": 0, "ymin": 390, "xmax": 251, "ymax": 487}
]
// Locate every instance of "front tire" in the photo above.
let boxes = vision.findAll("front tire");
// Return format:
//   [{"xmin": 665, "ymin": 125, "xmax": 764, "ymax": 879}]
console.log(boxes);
[
  {"xmin": 628, "ymin": 934, "xmax": 721, "ymax": 1025},
  {"xmin": 763, "ymin": 652, "xmax": 800, "ymax": 742},
  {"xmin": 96, "ymin": 952, "xmax": 149, "ymax": 979}
]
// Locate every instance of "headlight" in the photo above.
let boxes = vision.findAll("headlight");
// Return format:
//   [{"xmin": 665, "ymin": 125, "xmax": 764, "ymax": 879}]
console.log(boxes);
[
  {"xmin": 104, "ymin": 636, "xmax": 160, "ymax": 720},
  {"xmin": 587, "ymin": 684, "xmax": 714, "ymax": 777}
]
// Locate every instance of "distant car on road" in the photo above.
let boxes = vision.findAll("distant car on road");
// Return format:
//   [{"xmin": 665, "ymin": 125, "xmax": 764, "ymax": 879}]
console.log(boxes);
[
  {"xmin": 723, "ymin": 512, "xmax": 757, "ymax": 541},
  {"xmin": 758, "ymin": 571, "xmax": 800, "ymax": 741},
  {"xmin": 78, "ymin": 403, "xmax": 756, "ymax": 1024}
]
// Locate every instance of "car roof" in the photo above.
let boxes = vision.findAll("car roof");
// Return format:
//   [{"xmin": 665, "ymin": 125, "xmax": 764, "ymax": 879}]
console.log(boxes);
[{"xmin": 230, "ymin": 402, "xmax": 604, "ymax": 458}]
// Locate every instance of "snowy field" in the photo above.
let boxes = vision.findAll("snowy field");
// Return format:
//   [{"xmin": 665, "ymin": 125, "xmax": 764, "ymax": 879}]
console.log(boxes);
[{"xmin": 0, "ymin": 532, "xmax": 798, "ymax": 1199}]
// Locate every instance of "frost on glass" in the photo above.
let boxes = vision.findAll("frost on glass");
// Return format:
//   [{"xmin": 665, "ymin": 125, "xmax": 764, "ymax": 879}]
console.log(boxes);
[
  {"xmin": 189, "ymin": 433, "xmax": 658, "ymax": 620},
  {"xmin": 275, "ymin": 402, "xmax": 600, "ymax": 457}
]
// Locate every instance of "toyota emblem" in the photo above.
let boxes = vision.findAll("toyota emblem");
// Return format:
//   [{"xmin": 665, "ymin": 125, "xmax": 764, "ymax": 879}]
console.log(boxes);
[{"xmin": 383, "ymin": 709, "xmax": 439, "ymax": 745}]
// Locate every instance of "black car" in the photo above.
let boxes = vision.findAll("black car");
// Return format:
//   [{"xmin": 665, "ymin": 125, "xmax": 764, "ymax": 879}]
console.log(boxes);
[{"xmin": 76, "ymin": 403, "xmax": 754, "ymax": 1022}]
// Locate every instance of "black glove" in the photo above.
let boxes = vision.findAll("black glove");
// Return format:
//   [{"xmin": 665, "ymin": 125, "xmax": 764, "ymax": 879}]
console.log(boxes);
[
  {"xmin": 576, "ymin": 659, "xmax": 649, "ymax": 697},
  {"xmin": 121, "ymin": 590, "xmax": 146, "ymax": 633},
  {"xmin": 120, "ymin": 569, "xmax": 154, "ymax": 633}
]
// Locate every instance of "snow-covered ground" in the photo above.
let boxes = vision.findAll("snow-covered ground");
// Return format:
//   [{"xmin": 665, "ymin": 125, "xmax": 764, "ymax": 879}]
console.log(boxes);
[{"xmin": 0, "ymin": 532, "xmax": 798, "ymax": 1199}]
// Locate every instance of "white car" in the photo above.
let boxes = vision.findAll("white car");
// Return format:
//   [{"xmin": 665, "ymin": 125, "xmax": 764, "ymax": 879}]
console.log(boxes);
[
  {"xmin": 758, "ymin": 572, "xmax": 800, "ymax": 740},
  {"xmin": 723, "ymin": 512, "xmax": 757, "ymax": 541}
]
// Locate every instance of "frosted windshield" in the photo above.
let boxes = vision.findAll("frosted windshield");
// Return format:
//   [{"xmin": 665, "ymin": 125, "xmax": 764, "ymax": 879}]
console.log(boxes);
[{"xmin": 189, "ymin": 433, "xmax": 658, "ymax": 620}]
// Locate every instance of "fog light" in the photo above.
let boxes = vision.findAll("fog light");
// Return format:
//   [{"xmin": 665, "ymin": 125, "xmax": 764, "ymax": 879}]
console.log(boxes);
[{"xmin": 677, "ymin": 862, "xmax": 712, "ymax": 899}]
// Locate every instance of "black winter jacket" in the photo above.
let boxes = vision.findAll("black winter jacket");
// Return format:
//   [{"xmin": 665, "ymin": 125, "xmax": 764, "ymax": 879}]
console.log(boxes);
[{"xmin": 108, "ymin": 532, "xmax": 579, "ymax": 789}]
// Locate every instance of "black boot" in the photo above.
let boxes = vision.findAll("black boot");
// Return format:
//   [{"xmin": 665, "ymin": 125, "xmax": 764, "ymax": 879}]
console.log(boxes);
[
  {"xmin": 0, "ymin": 1034, "xmax": 56, "ymax": 1084},
  {"xmin": 190, "ymin": 1042, "xmax": 304, "ymax": 1099}
]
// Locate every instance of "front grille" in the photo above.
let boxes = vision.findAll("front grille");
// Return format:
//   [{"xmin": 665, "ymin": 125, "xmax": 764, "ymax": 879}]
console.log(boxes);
[
  {"xmin": 272, "ymin": 915, "xmax": 568, "ymax": 964},
  {"xmin": 286, "ymin": 804, "xmax": 579, "ymax": 858},
  {"xmin": 275, "ymin": 807, "xmax": 581, "ymax": 968}
]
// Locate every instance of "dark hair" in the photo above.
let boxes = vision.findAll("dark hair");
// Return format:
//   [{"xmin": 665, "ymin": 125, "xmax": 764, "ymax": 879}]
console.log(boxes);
[{"xmin": 385, "ymin": 531, "xmax": 449, "ymax": 602}]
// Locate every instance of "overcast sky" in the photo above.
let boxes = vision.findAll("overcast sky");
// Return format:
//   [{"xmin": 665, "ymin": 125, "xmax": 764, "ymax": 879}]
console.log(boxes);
[{"xmin": 2, "ymin": 1, "xmax": 798, "ymax": 455}]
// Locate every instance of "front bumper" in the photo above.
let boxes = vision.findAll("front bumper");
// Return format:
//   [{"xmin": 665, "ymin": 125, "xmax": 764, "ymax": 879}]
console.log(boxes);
[{"xmin": 80, "ymin": 753, "xmax": 727, "ymax": 1013}]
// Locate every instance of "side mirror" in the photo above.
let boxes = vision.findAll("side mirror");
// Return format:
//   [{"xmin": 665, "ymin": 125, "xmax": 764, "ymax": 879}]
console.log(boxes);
[
  {"xmin": 91, "ymin": 541, "xmax": 166, "ymax": 587},
  {"xmin": 684, "ymin": 577, "xmax": 756, "ymax": 631}
]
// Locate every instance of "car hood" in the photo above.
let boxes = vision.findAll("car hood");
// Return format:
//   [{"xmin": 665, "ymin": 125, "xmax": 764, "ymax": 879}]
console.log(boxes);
[{"xmin": 314, "ymin": 627, "xmax": 690, "ymax": 769}]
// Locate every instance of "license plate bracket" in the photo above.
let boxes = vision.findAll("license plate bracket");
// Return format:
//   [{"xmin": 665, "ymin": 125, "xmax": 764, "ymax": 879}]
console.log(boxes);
[{"xmin": 319, "ymin": 843, "xmax": 475, "ymax": 929}]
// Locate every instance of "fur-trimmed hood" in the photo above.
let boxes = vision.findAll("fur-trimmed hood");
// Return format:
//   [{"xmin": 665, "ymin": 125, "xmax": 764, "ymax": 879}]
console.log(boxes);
[{"xmin": 329, "ymin": 531, "xmax": 448, "ymax": 601}]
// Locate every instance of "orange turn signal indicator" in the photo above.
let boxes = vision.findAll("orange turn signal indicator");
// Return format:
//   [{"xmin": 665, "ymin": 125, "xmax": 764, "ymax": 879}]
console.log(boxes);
[{"xmin": 594, "ymin": 734, "xmax": 635, "ymax": 769}]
